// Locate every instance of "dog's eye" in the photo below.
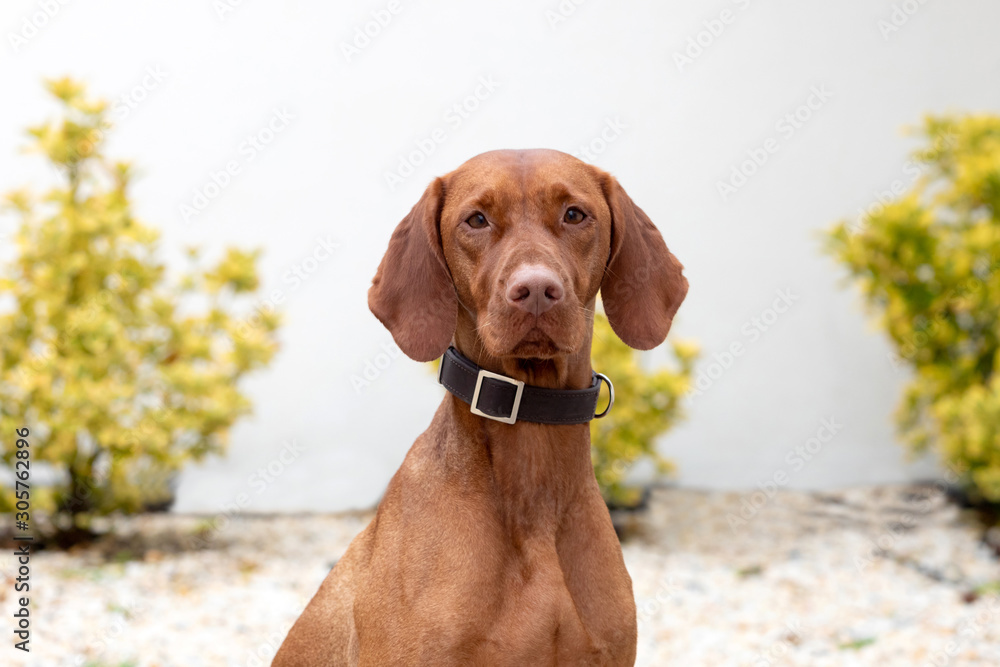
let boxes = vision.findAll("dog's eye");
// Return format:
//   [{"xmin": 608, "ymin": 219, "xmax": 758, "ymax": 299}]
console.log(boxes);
[
  {"xmin": 466, "ymin": 212, "xmax": 489, "ymax": 229},
  {"xmin": 564, "ymin": 207, "xmax": 586, "ymax": 224}
]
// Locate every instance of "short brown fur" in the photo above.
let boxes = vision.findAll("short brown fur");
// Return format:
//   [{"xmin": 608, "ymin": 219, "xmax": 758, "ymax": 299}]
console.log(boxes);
[{"xmin": 273, "ymin": 149, "xmax": 687, "ymax": 666}]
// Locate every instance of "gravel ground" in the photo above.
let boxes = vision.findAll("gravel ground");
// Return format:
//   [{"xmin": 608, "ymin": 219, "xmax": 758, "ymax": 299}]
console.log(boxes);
[{"xmin": 2, "ymin": 484, "xmax": 999, "ymax": 667}]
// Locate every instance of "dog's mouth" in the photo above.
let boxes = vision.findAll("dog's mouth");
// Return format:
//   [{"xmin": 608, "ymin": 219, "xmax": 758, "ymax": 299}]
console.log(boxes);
[
  {"xmin": 508, "ymin": 327, "xmax": 561, "ymax": 358},
  {"xmin": 478, "ymin": 305, "xmax": 585, "ymax": 360}
]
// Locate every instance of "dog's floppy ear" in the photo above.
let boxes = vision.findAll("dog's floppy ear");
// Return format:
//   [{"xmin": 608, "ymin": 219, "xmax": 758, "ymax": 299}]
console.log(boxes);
[
  {"xmin": 369, "ymin": 177, "xmax": 457, "ymax": 362},
  {"xmin": 599, "ymin": 174, "xmax": 688, "ymax": 350}
]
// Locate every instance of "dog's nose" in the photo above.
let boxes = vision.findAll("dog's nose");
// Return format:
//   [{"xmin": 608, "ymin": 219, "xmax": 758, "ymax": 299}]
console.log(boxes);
[{"xmin": 506, "ymin": 265, "xmax": 564, "ymax": 316}]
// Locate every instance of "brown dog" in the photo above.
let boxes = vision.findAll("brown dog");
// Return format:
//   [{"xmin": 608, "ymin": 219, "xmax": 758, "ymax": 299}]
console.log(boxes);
[{"xmin": 273, "ymin": 149, "xmax": 687, "ymax": 666}]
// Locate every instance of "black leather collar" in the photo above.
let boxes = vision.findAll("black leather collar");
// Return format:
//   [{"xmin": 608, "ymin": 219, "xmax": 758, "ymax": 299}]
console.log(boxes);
[{"xmin": 437, "ymin": 347, "xmax": 614, "ymax": 425}]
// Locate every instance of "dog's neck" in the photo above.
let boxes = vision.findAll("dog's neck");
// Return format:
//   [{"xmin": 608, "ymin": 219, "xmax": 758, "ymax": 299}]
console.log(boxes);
[
  {"xmin": 450, "ymin": 309, "xmax": 596, "ymax": 391},
  {"xmin": 439, "ymin": 314, "xmax": 599, "ymax": 537}
]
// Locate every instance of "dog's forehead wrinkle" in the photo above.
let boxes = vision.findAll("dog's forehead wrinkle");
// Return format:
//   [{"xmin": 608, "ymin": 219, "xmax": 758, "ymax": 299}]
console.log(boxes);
[{"xmin": 451, "ymin": 153, "xmax": 601, "ymax": 219}]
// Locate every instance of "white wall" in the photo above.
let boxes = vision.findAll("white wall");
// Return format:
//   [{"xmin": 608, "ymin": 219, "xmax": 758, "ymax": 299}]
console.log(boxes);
[{"xmin": 2, "ymin": 0, "xmax": 997, "ymax": 512}]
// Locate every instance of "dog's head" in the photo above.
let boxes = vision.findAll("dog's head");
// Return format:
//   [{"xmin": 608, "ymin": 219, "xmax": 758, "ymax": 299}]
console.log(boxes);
[{"xmin": 369, "ymin": 149, "xmax": 687, "ymax": 364}]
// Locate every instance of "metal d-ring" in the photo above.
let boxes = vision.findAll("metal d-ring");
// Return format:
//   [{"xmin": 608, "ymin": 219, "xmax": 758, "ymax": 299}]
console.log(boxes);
[{"xmin": 593, "ymin": 373, "xmax": 615, "ymax": 419}]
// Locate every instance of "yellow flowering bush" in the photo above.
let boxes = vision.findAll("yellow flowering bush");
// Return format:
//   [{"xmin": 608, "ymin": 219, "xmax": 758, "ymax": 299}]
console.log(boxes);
[
  {"xmin": 826, "ymin": 114, "xmax": 1000, "ymax": 501},
  {"xmin": 0, "ymin": 79, "xmax": 281, "ymax": 540},
  {"xmin": 590, "ymin": 310, "xmax": 698, "ymax": 506}
]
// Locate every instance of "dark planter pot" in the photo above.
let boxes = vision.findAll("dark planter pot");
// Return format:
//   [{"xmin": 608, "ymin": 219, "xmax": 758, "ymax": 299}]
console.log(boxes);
[
  {"xmin": 140, "ymin": 471, "xmax": 179, "ymax": 513},
  {"xmin": 605, "ymin": 486, "xmax": 652, "ymax": 541},
  {"xmin": 941, "ymin": 482, "xmax": 1000, "ymax": 557}
]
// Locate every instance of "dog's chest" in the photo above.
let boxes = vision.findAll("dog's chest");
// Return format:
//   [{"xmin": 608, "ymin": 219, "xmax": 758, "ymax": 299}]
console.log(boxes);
[
  {"xmin": 481, "ymin": 553, "xmax": 608, "ymax": 663},
  {"xmin": 420, "ymin": 540, "xmax": 631, "ymax": 665}
]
